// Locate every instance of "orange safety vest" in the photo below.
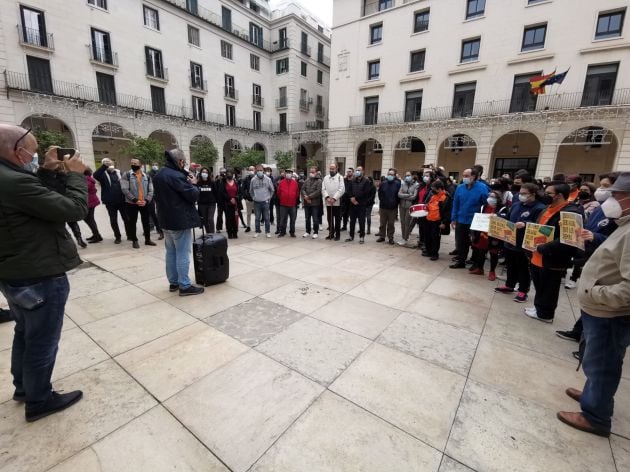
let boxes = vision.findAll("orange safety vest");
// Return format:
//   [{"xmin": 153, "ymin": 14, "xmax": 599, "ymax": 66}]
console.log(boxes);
[{"xmin": 427, "ymin": 191, "xmax": 447, "ymax": 222}]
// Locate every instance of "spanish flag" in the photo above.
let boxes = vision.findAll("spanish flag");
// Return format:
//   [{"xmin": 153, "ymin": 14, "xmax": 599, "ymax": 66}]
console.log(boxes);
[{"xmin": 529, "ymin": 70, "xmax": 556, "ymax": 95}]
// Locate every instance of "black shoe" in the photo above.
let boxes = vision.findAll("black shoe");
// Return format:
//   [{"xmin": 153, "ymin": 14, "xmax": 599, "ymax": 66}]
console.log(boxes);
[
  {"xmin": 376, "ymin": 238, "xmax": 385, "ymax": 243},
  {"xmin": 573, "ymin": 351, "xmax": 581, "ymax": 361},
  {"xmin": 465, "ymin": 259, "xmax": 474, "ymax": 265},
  {"xmin": 13, "ymin": 390, "xmax": 25, "ymax": 402},
  {"xmin": 345, "ymin": 238, "xmax": 354, "ymax": 242},
  {"xmin": 245, "ymin": 227, "xmax": 251, "ymax": 233},
  {"xmin": 290, "ymin": 233, "xmax": 296, "ymax": 238},
  {"xmin": 88, "ymin": 235, "xmax": 103, "ymax": 244},
  {"xmin": 334, "ymin": 236, "xmax": 340, "ymax": 241},
  {"xmin": 359, "ymin": 238, "xmax": 365, "ymax": 244},
  {"xmin": 86, "ymin": 235, "xmax": 96, "ymax": 242},
  {"xmin": 145, "ymin": 240, "xmax": 157, "ymax": 246},
  {"xmin": 430, "ymin": 255, "xmax": 439, "ymax": 261},
  {"xmin": 449, "ymin": 262, "xmax": 466, "ymax": 269},
  {"xmin": 366, "ymin": 230, "xmax": 371, "ymax": 235},
  {"xmin": 77, "ymin": 238, "xmax": 87, "ymax": 249},
  {"xmin": 179, "ymin": 285, "xmax": 204, "ymax": 297},
  {"xmin": 169, "ymin": 284, "xmax": 179, "ymax": 292},
  {"xmin": 278, "ymin": 233, "xmax": 286, "ymax": 238},
  {"xmin": 421, "ymin": 251, "xmax": 430, "ymax": 257},
  {"xmin": 132, "ymin": 241, "xmax": 140, "ymax": 249},
  {"xmin": 114, "ymin": 237, "xmax": 122, "ymax": 244},
  {"xmin": 341, "ymin": 227, "xmax": 347, "ymax": 232},
  {"xmin": 325, "ymin": 235, "xmax": 332, "ymax": 240},
  {"xmin": 448, "ymin": 250, "xmax": 458, "ymax": 256},
  {"xmin": 158, "ymin": 232, "xmax": 165, "ymax": 240},
  {"xmin": 0, "ymin": 308, "xmax": 12, "ymax": 323},
  {"xmin": 388, "ymin": 239, "xmax": 394, "ymax": 245},
  {"xmin": 556, "ymin": 330, "xmax": 580, "ymax": 343},
  {"xmin": 25, "ymin": 390, "xmax": 83, "ymax": 422}
]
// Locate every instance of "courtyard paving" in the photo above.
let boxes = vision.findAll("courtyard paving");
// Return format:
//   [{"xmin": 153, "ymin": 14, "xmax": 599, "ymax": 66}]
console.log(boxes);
[{"xmin": 1, "ymin": 205, "xmax": 629, "ymax": 472}]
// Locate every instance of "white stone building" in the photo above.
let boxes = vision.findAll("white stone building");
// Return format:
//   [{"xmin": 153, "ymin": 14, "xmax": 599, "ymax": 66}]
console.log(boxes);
[
  {"xmin": 323, "ymin": 0, "xmax": 630, "ymax": 181},
  {"xmin": 0, "ymin": 0, "xmax": 331, "ymax": 171}
]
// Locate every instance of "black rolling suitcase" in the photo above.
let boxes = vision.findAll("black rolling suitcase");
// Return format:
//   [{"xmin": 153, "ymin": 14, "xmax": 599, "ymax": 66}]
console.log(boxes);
[{"xmin": 193, "ymin": 229, "xmax": 229, "ymax": 286}]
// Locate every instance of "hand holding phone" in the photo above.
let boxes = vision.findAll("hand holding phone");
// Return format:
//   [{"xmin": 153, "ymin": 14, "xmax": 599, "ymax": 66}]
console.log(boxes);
[{"xmin": 56, "ymin": 148, "xmax": 76, "ymax": 161}]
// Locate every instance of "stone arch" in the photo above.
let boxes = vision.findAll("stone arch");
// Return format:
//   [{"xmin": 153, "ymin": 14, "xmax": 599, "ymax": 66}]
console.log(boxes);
[
  {"xmin": 297, "ymin": 141, "xmax": 324, "ymax": 173},
  {"xmin": 393, "ymin": 136, "xmax": 426, "ymax": 172},
  {"xmin": 91, "ymin": 122, "xmax": 134, "ymax": 170},
  {"xmin": 554, "ymin": 126, "xmax": 618, "ymax": 183},
  {"xmin": 190, "ymin": 135, "xmax": 216, "ymax": 173},
  {"xmin": 252, "ymin": 142, "xmax": 267, "ymax": 161},
  {"xmin": 20, "ymin": 114, "xmax": 75, "ymax": 148},
  {"xmin": 437, "ymin": 134, "xmax": 477, "ymax": 181},
  {"xmin": 357, "ymin": 138, "xmax": 383, "ymax": 180},
  {"xmin": 223, "ymin": 139, "xmax": 242, "ymax": 169},
  {"xmin": 149, "ymin": 129, "xmax": 178, "ymax": 150},
  {"xmin": 490, "ymin": 131, "xmax": 541, "ymax": 179}
]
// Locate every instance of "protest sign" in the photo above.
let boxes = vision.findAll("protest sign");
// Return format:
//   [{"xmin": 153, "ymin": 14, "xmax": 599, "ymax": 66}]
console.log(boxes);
[
  {"xmin": 522, "ymin": 223, "xmax": 555, "ymax": 252},
  {"xmin": 560, "ymin": 212, "xmax": 585, "ymax": 250},
  {"xmin": 471, "ymin": 213, "xmax": 491, "ymax": 232},
  {"xmin": 488, "ymin": 215, "xmax": 517, "ymax": 245}
]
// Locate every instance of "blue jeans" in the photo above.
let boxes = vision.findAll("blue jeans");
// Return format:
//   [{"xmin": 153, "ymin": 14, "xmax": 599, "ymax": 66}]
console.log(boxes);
[
  {"xmin": 0, "ymin": 275, "xmax": 69, "ymax": 406},
  {"xmin": 580, "ymin": 310, "xmax": 630, "ymax": 432},
  {"xmin": 254, "ymin": 201, "xmax": 270, "ymax": 234},
  {"xmin": 164, "ymin": 229, "xmax": 193, "ymax": 289},
  {"xmin": 304, "ymin": 206, "xmax": 321, "ymax": 234}
]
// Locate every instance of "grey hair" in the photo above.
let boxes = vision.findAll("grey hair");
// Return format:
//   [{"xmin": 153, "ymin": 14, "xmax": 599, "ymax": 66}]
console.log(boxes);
[
  {"xmin": 170, "ymin": 148, "xmax": 186, "ymax": 161},
  {"xmin": 0, "ymin": 124, "xmax": 29, "ymax": 155}
]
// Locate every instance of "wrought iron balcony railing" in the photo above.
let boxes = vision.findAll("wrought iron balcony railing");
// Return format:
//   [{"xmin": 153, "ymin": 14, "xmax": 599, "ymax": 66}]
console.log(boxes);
[
  {"xmin": 17, "ymin": 24, "xmax": 54, "ymax": 49},
  {"xmin": 89, "ymin": 44, "xmax": 118, "ymax": 67},
  {"xmin": 275, "ymin": 97, "xmax": 288, "ymax": 109},
  {"xmin": 146, "ymin": 66, "xmax": 168, "ymax": 81},
  {"xmin": 252, "ymin": 95, "xmax": 264, "ymax": 107},
  {"xmin": 224, "ymin": 86, "xmax": 238, "ymax": 100}
]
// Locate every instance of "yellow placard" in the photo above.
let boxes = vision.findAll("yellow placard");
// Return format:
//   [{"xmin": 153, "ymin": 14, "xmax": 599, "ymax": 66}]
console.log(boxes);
[
  {"xmin": 522, "ymin": 223, "xmax": 555, "ymax": 252},
  {"xmin": 559, "ymin": 212, "xmax": 585, "ymax": 250},
  {"xmin": 488, "ymin": 215, "xmax": 517, "ymax": 245}
]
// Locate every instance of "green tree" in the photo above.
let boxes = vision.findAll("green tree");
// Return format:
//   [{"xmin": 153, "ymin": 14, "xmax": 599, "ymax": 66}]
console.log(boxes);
[
  {"xmin": 306, "ymin": 158, "xmax": 319, "ymax": 170},
  {"xmin": 124, "ymin": 135, "xmax": 163, "ymax": 165},
  {"xmin": 274, "ymin": 150, "xmax": 294, "ymax": 171},
  {"xmin": 229, "ymin": 148, "xmax": 265, "ymax": 170},
  {"xmin": 190, "ymin": 137, "xmax": 218, "ymax": 169},
  {"xmin": 34, "ymin": 130, "xmax": 68, "ymax": 157}
]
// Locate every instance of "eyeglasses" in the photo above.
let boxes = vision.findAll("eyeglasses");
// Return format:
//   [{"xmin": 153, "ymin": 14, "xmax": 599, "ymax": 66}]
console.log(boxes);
[{"xmin": 13, "ymin": 128, "xmax": 32, "ymax": 151}]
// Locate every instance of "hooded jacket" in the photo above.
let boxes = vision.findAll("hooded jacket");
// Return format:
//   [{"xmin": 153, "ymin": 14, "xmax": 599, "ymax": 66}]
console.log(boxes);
[{"xmin": 152, "ymin": 151, "xmax": 201, "ymax": 231}]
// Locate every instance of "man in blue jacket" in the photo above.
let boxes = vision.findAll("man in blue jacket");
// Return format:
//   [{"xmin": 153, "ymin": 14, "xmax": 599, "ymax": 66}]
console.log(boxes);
[
  {"xmin": 450, "ymin": 168, "xmax": 488, "ymax": 269},
  {"xmin": 153, "ymin": 149, "xmax": 204, "ymax": 296},
  {"xmin": 377, "ymin": 168, "xmax": 401, "ymax": 244}
]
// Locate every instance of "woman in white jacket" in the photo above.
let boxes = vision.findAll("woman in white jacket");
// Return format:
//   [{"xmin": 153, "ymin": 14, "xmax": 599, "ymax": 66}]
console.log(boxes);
[{"xmin": 322, "ymin": 163, "xmax": 345, "ymax": 241}]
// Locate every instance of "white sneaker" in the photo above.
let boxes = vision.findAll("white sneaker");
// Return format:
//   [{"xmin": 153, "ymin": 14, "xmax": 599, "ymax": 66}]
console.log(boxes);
[
  {"xmin": 524, "ymin": 306, "xmax": 537, "ymax": 316},
  {"xmin": 303, "ymin": 233, "xmax": 310, "ymax": 238},
  {"xmin": 254, "ymin": 233, "xmax": 259, "ymax": 238},
  {"xmin": 565, "ymin": 280, "xmax": 577, "ymax": 289},
  {"xmin": 397, "ymin": 240, "xmax": 407, "ymax": 246},
  {"xmin": 312, "ymin": 233, "xmax": 318, "ymax": 239},
  {"xmin": 524, "ymin": 308, "xmax": 554, "ymax": 323},
  {"xmin": 266, "ymin": 233, "xmax": 271, "ymax": 238}
]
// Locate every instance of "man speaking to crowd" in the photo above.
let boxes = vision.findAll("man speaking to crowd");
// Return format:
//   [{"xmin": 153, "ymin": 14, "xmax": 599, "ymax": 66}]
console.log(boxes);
[{"xmin": 0, "ymin": 124, "xmax": 87, "ymax": 422}]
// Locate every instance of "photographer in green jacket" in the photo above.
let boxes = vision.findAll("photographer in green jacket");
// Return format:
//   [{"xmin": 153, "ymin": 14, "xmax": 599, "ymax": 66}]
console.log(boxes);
[{"xmin": 0, "ymin": 124, "xmax": 87, "ymax": 422}]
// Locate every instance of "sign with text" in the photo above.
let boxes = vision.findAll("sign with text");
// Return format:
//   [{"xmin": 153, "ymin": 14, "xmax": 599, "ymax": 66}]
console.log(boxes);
[
  {"xmin": 522, "ymin": 223, "xmax": 555, "ymax": 252},
  {"xmin": 470, "ymin": 213, "xmax": 491, "ymax": 232},
  {"xmin": 560, "ymin": 212, "xmax": 585, "ymax": 250},
  {"xmin": 488, "ymin": 215, "xmax": 517, "ymax": 245}
]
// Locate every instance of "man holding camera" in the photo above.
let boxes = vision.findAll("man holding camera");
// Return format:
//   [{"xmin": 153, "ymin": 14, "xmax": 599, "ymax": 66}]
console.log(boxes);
[
  {"xmin": 0, "ymin": 124, "xmax": 87, "ymax": 421},
  {"xmin": 120, "ymin": 158, "xmax": 156, "ymax": 249}
]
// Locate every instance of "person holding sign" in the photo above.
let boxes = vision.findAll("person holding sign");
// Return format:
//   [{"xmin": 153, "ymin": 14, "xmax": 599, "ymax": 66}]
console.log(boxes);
[
  {"xmin": 469, "ymin": 190, "xmax": 507, "ymax": 280},
  {"xmin": 525, "ymin": 183, "xmax": 582, "ymax": 323},
  {"xmin": 495, "ymin": 183, "xmax": 545, "ymax": 303}
]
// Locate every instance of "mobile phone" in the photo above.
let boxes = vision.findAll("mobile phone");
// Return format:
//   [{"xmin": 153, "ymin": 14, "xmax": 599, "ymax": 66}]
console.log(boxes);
[{"xmin": 56, "ymin": 148, "xmax": 76, "ymax": 160}]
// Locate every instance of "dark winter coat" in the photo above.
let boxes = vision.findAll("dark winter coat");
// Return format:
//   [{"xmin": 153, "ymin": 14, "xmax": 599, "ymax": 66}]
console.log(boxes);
[
  {"xmin": 301, "ymin": 176, "xmax": 322, "ymax": 206},
  {"xmin": 378, "ymin": 179, "xmax": 401, "ymax": 210},
  {"xmin": 93, "ymin": 164, "xmax": 124, "ymax": 205},
  {"xmin": 535, "ymin": 202, "xmax": 583, "ymax": 270},
  {"xmin": 346, "ymin": 176, "xmax": 373, "ymax": 207}
]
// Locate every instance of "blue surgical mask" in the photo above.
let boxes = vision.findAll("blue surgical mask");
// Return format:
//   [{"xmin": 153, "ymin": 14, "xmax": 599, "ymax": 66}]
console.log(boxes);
[
  {"xmin": 387, "ymin": 175, "xmax": 394, "ymax": 182},
  {"xmin": 405, "ymin": 176, "xmax": 412, "ymax": 183},
  {"xmin": 462, "ymin": 177, "xmax": 471, "ymax": 185},
  {"xmin": 354, "ymin": 171, "xmax": 362, "ymax": 178},
  {"xmin": 423, "ymin": 176, "xmax": 430, "ymax": 183},
  {"xmin": 256, "ymin": 171, "xmax": 264, "ymax": 178},
  {"xmin": 200, "ymin": 172, "xmax": 209, "ymax": 180}
]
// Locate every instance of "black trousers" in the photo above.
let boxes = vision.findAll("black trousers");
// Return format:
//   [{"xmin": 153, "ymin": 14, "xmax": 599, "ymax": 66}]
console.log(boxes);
[
  {"xmin": 341, "ymin": 199, "xmax": 350, "ymax": 228},
  {"xmin": 349, "ymin": 204, "xmax": 367, "ymax": 239},
  {"xmin": 505, "ymin": 248, "xmax": 532, "ymax": 293},
  {"xmin": 84, "ymin": 207, "xmax": 101, "ymax": 238},
  {"xmin": 198, "ymin": 203, "xmax": 216, "ymax": 233},
  {"xmin": 455, "ymin": 223, "xmax": 472, "ymax": 263},
  {"xmin": 124, "ymin": 203, "xmax": 151, "ymax": 242},
  {"xmin": 216, "ymin": 204, "xmax": 226, "ymax": 231},
  {"xmin": 67, "ymin": 221, "xmax": 82, "ymax": 241},
  {"xmin": 225, "ymin": 203, "xmax": 239, "ymax": 237},
  {"xmin": 531, "ymin": 264, "xmax": 564, "ymax": 320},
  {"xmin": 148, "ymin": 200, "xmax": 161, "ymax": 233},
  {"xmin": 425, "ymin": 220, "xmax": 442, "ymax": 257},
  {"xmin": 326, "ymin": 206, "xmax": 341, "ymax": 239},
  {"xmin": 106, "ymin": 203, "xmax": 126, "ymax": 240}
]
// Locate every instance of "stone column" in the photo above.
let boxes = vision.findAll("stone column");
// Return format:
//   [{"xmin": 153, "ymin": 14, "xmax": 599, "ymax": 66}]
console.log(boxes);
[{"xmin": 537, "ymin": 123, "xmax": 562, "ymax": 179}]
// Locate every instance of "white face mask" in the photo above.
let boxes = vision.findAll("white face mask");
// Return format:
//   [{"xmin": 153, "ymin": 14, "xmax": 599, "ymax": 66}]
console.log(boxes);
[
  {"xmin": 487, "ymin": 197, "xmax": 498, "ymax": 207},
  {"xmin": 200, "ymin": 172, "xmax": 209, "ymax": 179},
  {"xmin": 594, "ymin": 188, "xmax": 611, "ymax": 203},
  {"xmin": 601, "ymin": 196, "xmax": 629, "ymax": 219},
  {"xmin": 152, "ymin": 166, "xmax": 158, "ymax": 171},
  {"xmin": 309, "ymin": 173, "xmax": 316, "ymax": 178},
  {"xmin": 518, "ymin": 194, "xmax": 530, "ymax": 203}
]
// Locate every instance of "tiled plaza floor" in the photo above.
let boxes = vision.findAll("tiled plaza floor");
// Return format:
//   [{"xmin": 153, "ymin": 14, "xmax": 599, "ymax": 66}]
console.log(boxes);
[{"xmin": 1, "ymin": 205, "xmax": 630, "ymax": 472}]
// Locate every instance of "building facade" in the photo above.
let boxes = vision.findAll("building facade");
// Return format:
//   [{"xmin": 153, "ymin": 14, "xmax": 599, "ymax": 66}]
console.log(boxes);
[
  {"xmin": 0, "ymin": 0, "xmax": 331, "ymax": 171},
  {"xmin": 323, "ymin": 0, "xmax": 630, "ymax": 181}
]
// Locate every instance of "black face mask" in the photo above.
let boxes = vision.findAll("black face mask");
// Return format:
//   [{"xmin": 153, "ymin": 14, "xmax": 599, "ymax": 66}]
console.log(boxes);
[
  {"xmin": 329, "ymin": 171, "xmax": 336, "ymax": 177},
  {"xmin": 131, "ymin": 165, "xmax": 141, "ymax": 172},
  {"xmin": 578, "ymin": 191, "xmax": 591, "ymax": 200},
  {"xmin": 511, "ymin": 184, "xmax": 521, "ymax": 193},
  {"xmin": 540, "ymin": 194, "xmax": 554, "ymax": 205}
]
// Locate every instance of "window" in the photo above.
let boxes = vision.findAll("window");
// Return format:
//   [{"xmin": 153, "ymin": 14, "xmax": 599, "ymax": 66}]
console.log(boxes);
[
  {"xmin": 596, "ymin": 10, "xmax": 625, "ymax": 39},
  {"xmin": 364, "ymin": 96, "xmax": 379, "ymax": 125},
  {"xmin": 145, "ymin": 47, "xmax": 164, "ymax": 79},
  {"xmin": 301, "ymin": 61, "xmax": 307, "ymax": 77},
  {"xmin": 253, "ymin": 111, "xmax": 261, "ymax": 131},
  {"xmin": 250, "ymin": 54, "xmax": 260, "ymax": 71},
  {"xmin": 96, "ymin": 72, "xmax": 116, "ymax": 105},
  {"xmin": 88, "ymin": 0, "xmax": 108, "ymax": 10},
  {"xmin": 150, "ymin": 85, "xmax": 165, "ymax": 114},
  {"xmin": 187, "ymin": 25, "xmax": 200, "ymax": 46},
  {"xmin": 90, "ymin": 28, "xmax": 113, "ymax": 64},
  {"xmin": 277, "ymin": 86, "xmax": 287, "ymax": 108},
  {"xmin": 249, "ymin": 22, "xmax": 263, "ymax": 47},
  {"xmin": 222, "ymin": 6, "xmax": 232, "ymax": 31},
  {"xmin": 370, "ymin": 23, "xmax": 382, "ymax": 44},
  {"xmin": 581, "ymin": 63, "xmax": 618, "ymax": 106},
  {"xmin": 368, "ymin": 60, "xmax": 380, "ymax": 80},
  {"xmin": 224, "ymin": 74, "xmax": 236, "ymax": 99},
  {"xmin": 316, "ymin": 94, "xmax": 323, "ymax": 116},
  {"xmin": 410, "ymin": 50, "xmax": 425, "ymax": 72},
  {"xmin": 466, "ymin": 0, "xmax": 485, "ymax": 19},
  {"xmin": 318, "ymin": 43, "xmax": 324, "ymax": 62},
  {"xmin": 221, "ymin": 40, "xmax": 233, "ymax": 59},
  {"xmin": 301, "ymin": 32, "xmax": 310, "ymax": 55},
  {"xmin": 253, "ymin": 83, "xmax": 262, "ymax": 106},
  {"xmin": 190, "ymin": 62, "xmax": 203, "ymax": 89},
  {"xmin": 226, "ymin": 104, "xmax": 236, "ymax": 127},
  {"xmin": 405, "ymin": 90, "xmax": 423, "ymax": 122},
  {"xmin": 452, "ymin": 82, "xmax": 476, "ymax": 117},
  {"xmin": 527, "ymin": 0, "xmax": 546, "ymax": 4},
  {"xmin": 276, "ymin": 58, "xmax": 289, "ymax": 74},
  {"xmin": 143, "ymin": 5, "xmax": 159, "ymax": 30},
  {"xmin": 510, "ymin": 73, "xmax": 539, "ymax": 113},
  {"xmin": 192, "ymin": 96, "xmax": 205, "ymax": 121},
  {"xmin": 279, "ymin": 28, "xmax": 288, "ymax": 49},
  {"xmin": 414, "ymin": 9, "xmax": 430, "ymax": 33},
  {"xmin": 522, "ymin": 24, "xmax": 546, "ymax": 51},
  {"xmin": 19, "ymin": 6, "xmax": 48, "ymax": 47},
  {"xmin": 317, "ymin": 69, "xmax": 323, "ymax": 84},
  {"xmin": 186, "ymin": 0, "xmax": 198, "ymax": 15},
  {"xmin": 379, "ymin": 0, "xmax": 393, "ymax": 11},
  {"xmin": 460, "ymin": 38, "xmax": 480, "ymax": 62},
  {"xmin": 26, "ymin": 56, "xmax": 52, "ymax": 93},
  {"xmin": 279, "ymin": 113, "xmax": 287, "ymax": 132},
  {"xmin": 300, "ymin": 88, "xmax": 309, "ymax": 111}
]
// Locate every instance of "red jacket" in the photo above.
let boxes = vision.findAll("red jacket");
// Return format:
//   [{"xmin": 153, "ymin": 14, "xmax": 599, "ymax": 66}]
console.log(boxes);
[
  {"xmin": 86, "ymin": 175, "xmax": 100, "ymax": 209},
  {"xmin": 277, "ymin": 178, "xmax": 299, "ymax": 207}
]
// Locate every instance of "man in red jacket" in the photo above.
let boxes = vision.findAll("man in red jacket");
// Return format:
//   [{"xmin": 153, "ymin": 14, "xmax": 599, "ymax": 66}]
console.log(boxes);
[{"xmin": 277, "ymin": 169, "xmax": 299, "ymax": 237}]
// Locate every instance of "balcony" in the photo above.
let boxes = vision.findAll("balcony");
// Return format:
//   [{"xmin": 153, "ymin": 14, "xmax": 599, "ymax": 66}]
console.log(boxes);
[
  {"xmin": 146, "ymin": 66, "xmax": 168, "ymax": 82},
  {"xmin": 317, "ymin": 54, "xmax": 330, "ymax": 67},
  {"xmin": 276, "ymin": 96, "xmax": 288, "ymax": 109},
  {"xmin": 299, "ymin": 98, "xmax": 312, "ymax": 112},
  {"xmin": 271, "ymin": 38, "xmax": 290, "ymax": 52},
  {"xmin": 190, "ymin": 79, "xmax": 207, "ymax": 92},
  {"xmin": 290, "ymin": 121, "xmax": 326, "ymax": 132},
  {"xmin": 252, "ymin": 95, "xmax": 264, "ymax": 107},
  {"xmin": 316, "ymin": 105, "xmax": 325, "ymax": 118},
  {"xmin": 4, "ymin": 70, "xmax": 282, "ymax": 132},
  {"xmin": 348, "ymin": 88, "xmax": 630, "ymax": 127},
  {"xmin": 301, "ymin": 44, "xmax": 311, "ymax": 56},
  {"xmin": 224, "ymin": 86, "xmax": 238, "ymax": 101},
  {"xmin": 89, "ymin": 45, "xmax": 118, "ymax": 68},
  {"xmin": 17, "ymin": 24, "xmax": 54, "ymax": 50}
]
